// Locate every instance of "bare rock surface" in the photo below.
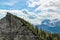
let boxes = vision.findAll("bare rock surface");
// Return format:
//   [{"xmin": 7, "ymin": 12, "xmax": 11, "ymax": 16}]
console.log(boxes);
[{"xmin": 0, "ymin": 12, "xmax": 39, "ymax": 40}]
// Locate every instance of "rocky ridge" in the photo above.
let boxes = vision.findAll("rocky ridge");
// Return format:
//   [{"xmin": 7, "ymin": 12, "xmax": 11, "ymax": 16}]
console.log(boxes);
[{"xmin": 0, "ymin": 12, "xmax": 39, "ymax": 40}]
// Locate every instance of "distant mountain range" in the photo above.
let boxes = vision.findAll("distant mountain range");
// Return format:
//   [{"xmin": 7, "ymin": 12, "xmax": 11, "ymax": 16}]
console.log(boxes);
[{"xmin": 36, "ymin": 19, "xmax": 60, "ymax": 34}]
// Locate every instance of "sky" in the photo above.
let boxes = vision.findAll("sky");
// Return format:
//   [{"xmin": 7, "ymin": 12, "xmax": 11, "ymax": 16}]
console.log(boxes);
[
  {"xmin": 0, "ymin": 0, "xmax": 60, "ymax": 26},
  {"xmin": 0, "ymin": 0, "xmax": 60, "ymax": 12}
]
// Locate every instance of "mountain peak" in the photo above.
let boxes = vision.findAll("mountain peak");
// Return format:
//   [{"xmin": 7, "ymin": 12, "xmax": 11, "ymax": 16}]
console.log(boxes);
[
  {"xmin": 6, "ymin": 12, "xmax": 12, "ymax": 17},
  {"xmin": 5, "ymin": 12, "xmax": 12, "ymax": 24},
  {"xmin": 0, "ymin": 12, "xmax": 39, "ymax": 40}
]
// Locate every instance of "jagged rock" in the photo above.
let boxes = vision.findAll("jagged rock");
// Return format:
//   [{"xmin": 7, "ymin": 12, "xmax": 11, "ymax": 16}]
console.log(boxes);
[{"xmin": 0, "ymin": 12, "xmax": 39, "ymax": 40}]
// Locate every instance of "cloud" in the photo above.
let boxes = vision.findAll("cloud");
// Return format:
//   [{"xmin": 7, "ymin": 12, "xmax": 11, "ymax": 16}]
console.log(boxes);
[
  {"xmin": 0, "ymin": 11, "xmax": 7, "ymax": 19},
  {"xmin": 37, "ymin": 11, "xmax": 60, "ymax": 27},
  {"xmin": 0, "ymin": 10, "xmax": 39, "ymax": 25},
  {"xmin": 0, "ymin": 9, "xmax": 60, "ymax": 26},
  {"xmin": 3, "ymin": 1, "xmax": 17, "ymax": 6},
  {"xmin": 26, "ymin": 0, "xmax": 60, "ymax": 27},
  {"xmin": 26, "ymin": 0, "xmax": 40, "ymax": 7},
  {"xmin": 0, "ymin": 0, "xmax": 18, "ymax": 6},
  {"xmin": 26, "ymin": 0, "xmax": 60, "ymax": 12}
]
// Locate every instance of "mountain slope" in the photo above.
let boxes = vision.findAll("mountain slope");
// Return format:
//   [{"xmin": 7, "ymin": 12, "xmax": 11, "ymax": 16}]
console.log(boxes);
[
  {"xmin": 0, "ymin": 12, "xmax": 39, "ymax": 40},
  {"xmin": 0, "ymin": 12, "xmax": 60, "ymax": 40}
]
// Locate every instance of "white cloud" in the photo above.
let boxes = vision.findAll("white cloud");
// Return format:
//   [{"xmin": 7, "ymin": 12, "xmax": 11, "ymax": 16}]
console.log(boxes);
[
  {"xmin": 0, "ymin": 10, "xmax": 60, "ymax": 26},
  {"xmin": 3, "ymin": 1, "xmax": 17, "ymax": 6},
  {"xmin": 37, "ymin": 11, "xmax": 60, "ymax": 27},
  {"xmin": 0, "ymin": 0, "xmax": 18, "ymax": 6},
  {"xmin": 0, "ymin": 10, "xmax": 39, "ymax": 25},
  {"xmin": 26, "ymin": 0, "xmax": 40, "ymax": 7},
  {"xmin": 0, "ymin": 12, "xmax": 7, "ymax": 19},
  {"xmin": 26, "ymin": 0, "xmax": 60, "ymax": 12},
  {"xmin": 26, "ymin": 0, "xmax": 60, "ymax": 27}
]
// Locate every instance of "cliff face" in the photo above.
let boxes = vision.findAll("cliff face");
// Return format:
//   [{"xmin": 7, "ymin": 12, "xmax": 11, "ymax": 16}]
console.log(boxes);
[{"xmin": 0, "ymin": 12, "xmax": 39, "ymax": 40}]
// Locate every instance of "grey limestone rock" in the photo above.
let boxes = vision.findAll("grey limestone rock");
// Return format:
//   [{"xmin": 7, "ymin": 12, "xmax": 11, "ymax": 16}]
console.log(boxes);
[{"xmin": 0, "ymin": 12, "xmax": 39, "ymax": 40}]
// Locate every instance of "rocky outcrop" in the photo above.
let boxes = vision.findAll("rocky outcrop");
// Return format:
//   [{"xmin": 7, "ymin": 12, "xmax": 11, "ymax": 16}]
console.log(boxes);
[{"xmin": 0, "ymin": 12, "xmax": 39, "ymax": 40}]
